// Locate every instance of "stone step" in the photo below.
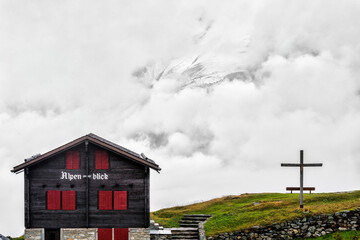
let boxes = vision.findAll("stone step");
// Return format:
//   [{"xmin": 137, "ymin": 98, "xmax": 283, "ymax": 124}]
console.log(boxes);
[
  {"xmin": 181, "ymin": 216, "xmax": 210, "ymax": 221},
  {"xmin": 179, "ymin": 221, "xmax": 201, "ymax": 225},
  {"xmin": 171, "ymin": 232, "xmax": 199, "ymax": 235},
  {"xmin": 171, "ymin": 233, "xmax": 199, "ymax": 237},
  {"xmin": 172, "ymin": 231, "xmax": 199, "ymax": 235},
  {"xmin": 173, "ymin": 215, "xmax": 212, "ymax": 240},
  {"xmin": 171, "ymin": 228, "xmax": 198, "ymax": 231},
  {"xmin": 183, "ymin": 214, "xmax": 212, "ymax": 218},
  {"xmin": 172, "ymin": 234, "xmax": 199, "ymax": 238},
  {"xmin": 171, "ymin": 237, "xmax": 199, "ymax": 239},
  {"xmin": 179, "ymin": 220, "xmax": 202, "ymax": 224},
  {"xmin": 171, "ymin": 236, "xmax": 199, "ymax": 240},
  {"xmin": 171, "ymin": 230, "xmax": 199, "ymax": 235},
  {"xmin": 171, "ymin": 237, "xmax": 198, "ymax": 240},
  {"xmin": 179, "ymin": 223, "xmax": 199, "ymax": 228}
]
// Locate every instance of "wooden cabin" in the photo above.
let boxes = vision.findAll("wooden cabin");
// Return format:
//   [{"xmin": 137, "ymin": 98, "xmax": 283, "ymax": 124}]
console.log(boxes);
[{"xmin": 12, "ymin": 133, "xmax": 161, "ymax": 240}]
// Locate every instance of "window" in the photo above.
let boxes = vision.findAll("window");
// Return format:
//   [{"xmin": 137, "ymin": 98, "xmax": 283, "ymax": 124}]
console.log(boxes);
[
  {"xmin": 95, "ymin": 150, "xmax": 109, "ymax": 169},
  {"xmin": 47, "ymin": 190, "xmax": 61, "ymax": 210},
  {"xmin": 62, "ymin": 191, "xmax": 76, "ymax": 210},
  {"xmin": 47, "ymin": 190, "xmax": 76, "ymax": 210},
  {"xmin": 99, "ymin": 191, "xmax": 127, "ymax": 210},
  {"xmin": 114, "ymin": 191, "xmax": 127, "ymax": 210},
  {"xmin": 99, "ymin": 191, "xmax": 112, "ymax": 210},
  {"xmin": 66, "ymin": 150, "xmax": 79, "ymax": 169}
]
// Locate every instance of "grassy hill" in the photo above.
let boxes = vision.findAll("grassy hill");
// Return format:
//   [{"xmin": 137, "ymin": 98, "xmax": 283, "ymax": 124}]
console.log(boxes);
[{"xmin": 151, "ymin": 191, "xmax": 360, "ymax": 236}]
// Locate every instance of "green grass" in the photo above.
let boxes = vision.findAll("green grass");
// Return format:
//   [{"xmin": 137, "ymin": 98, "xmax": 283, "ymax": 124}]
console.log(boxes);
[
  {"xmin": 309, "ymin": 231, "xmax": 360, "ymax": 239},
  {"xmin": 151, "ymin": 191, "xmax": 360, "ymax": 236}
]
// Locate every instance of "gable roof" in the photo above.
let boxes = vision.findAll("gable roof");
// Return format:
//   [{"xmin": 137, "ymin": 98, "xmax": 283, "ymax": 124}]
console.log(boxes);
[{"xmin": 11, "ymin": 133, "xmax": 161, "ymax": 173}]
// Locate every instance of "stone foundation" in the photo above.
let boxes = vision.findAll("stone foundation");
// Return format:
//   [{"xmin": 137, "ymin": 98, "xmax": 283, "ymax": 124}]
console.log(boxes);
[
  {"xmin": 129, "ymin": 228, "xmax": 150, "ymax": 240},
  {"xmin": 61, "ymin": 228, "xmax": 96, "ymax": 240},
  {"xmin": 25, "ymin": 229, "xmax": 44, "ymax": 240},
  {"xmin": 24, "ymin": 228, "xmax": 152, "ymax": 240}
]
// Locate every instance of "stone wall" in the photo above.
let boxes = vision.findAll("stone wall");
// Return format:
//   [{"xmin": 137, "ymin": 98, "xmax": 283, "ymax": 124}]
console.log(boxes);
[
  {"xmin": 61, "ymin": 228, "xmax": 96, "ymax": 240},
  {"xmin": 199, "ymin": 222, "xmax": 206, "ymax": 240},
  {"xmin": 129, "ymin": 228, "xmax": 150, "ymax": 240},
  {"xmin": 209, "ymin": 207, "xmax": 360, "ymax": 239},
  {"xmin": 25, "ymin": 229, "xmax": 44, "ymax": 240}
]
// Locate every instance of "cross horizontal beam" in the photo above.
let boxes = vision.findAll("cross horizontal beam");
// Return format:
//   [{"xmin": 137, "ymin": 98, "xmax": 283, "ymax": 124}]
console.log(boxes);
[
  {"xmin": 304, "ymin": 163, "xmax": 323, "ymax": 167},
  {"xmin": 281, "ymin": 164, "xmax": 300, "ymax": 167},
  {"xmin": 281, "ymin": 163, "xmax": 323, "ymax": 167}
]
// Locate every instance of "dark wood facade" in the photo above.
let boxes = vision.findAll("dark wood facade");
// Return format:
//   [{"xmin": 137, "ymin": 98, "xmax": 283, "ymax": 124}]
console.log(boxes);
[{"xmin": 13, "ymin": 134, "xmax": 160, "ymax": 229}]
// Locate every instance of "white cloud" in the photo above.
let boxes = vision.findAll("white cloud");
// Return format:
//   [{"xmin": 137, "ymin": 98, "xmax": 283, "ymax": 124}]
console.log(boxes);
[{"xmin": 1, "ymin": 0, "xmax": 360, "ymax": 236}]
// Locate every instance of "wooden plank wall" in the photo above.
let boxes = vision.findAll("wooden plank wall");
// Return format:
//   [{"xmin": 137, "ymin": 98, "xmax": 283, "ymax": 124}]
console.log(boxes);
[{"xmin": 26, "ymin": 142, "xmax": 149, "ymax": 228}]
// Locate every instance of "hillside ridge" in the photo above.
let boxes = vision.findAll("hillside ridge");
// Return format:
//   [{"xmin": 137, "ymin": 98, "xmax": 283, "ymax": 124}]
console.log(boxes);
[{"xmin": 151, "ymin": 191, "xmax": 360, "ymax": 236}]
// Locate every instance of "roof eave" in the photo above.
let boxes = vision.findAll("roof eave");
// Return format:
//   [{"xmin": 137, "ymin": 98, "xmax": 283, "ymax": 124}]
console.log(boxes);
[{"xmin": 11, "ymin": 134, "xmax": 161, "ymax": 173}]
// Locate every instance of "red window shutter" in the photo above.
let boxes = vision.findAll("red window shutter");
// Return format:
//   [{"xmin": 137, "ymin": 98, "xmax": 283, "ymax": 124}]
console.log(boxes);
[
  {"xmin": 102, "ymin": 151, "xmax": 109, "ymax": 169},
  {"xmin": 106, "ymin": 190, "xmax": 112, "ymax": 209},
  {"xmin": 47, "ymin": 190, "xmax": 61, "ymax": 210},
  {"xmin": 66, "ymin": 150, "xmax": 79, "ymax": 169},
  {"xmin": 62, "ymin": 191, "xmax": 76, "ymax": 210},
  {"xmin": 73, "ymin": 150, "xmax": 79, "ymax": 169},
  {"xmin": 66, "ymin": 151, "xmax": 73, "ymax": 169},
  {"xmin": 114, "ymin": 191, "xmax": 127, "ymax": 210},
  {"xmin": 114, "ymin": 228, "xmax": 128, "ymax": 240},
  {"xmin": 98, "ymin": 229, "xmax": 112, "ymax": 240},
  {"xmin": 99, "ymin": 191, "xmax": 105, "ymax": 210},
  {"xmin": 96, "ymin": 150, "xmax": 108, "ymax": 169},
  {"xmin": 99, "ymin": 191, "xmax": 112, "ymax": 210},
  {"xmin": 95, "ymin": 150, "xmax": 102, "ymax": 169}
]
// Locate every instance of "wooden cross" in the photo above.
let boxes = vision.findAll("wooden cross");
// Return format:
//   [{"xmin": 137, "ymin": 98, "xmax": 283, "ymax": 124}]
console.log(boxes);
[{"xmin": 281, "ymin": 150, "xmax": 322, "ymax": 208}]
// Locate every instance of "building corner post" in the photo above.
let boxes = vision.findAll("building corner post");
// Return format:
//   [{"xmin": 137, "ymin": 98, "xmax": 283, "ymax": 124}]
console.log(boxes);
[
  {"xmin": 299, "ymin": 150, "xmax": 304, "ymax": 209},
  {"xmin": 85, "ymin": 140, "xmax": 89, "ymax": 227}
]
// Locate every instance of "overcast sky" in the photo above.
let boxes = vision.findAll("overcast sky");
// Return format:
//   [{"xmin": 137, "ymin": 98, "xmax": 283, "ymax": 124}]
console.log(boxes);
[{"xmin": 1, "ymin": 0, "xmax": 360, "ymax": 236}]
